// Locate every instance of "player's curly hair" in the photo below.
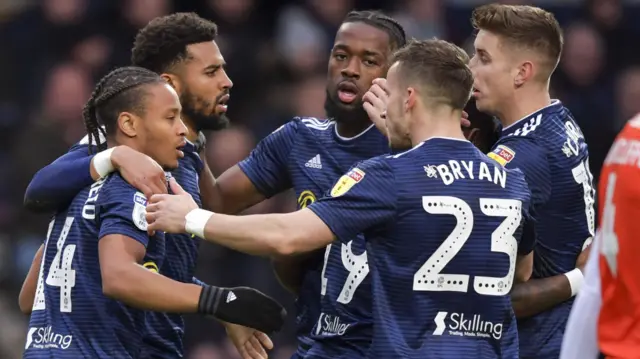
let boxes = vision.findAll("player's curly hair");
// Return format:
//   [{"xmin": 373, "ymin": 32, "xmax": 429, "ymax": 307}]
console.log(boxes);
[
  {"xmin": 83, "ymin": 66, "xmax": 164, "ymax": 154},
  {"xmin": 343, "ymin": 10, "xmax": 407, "ymax": 51},
  {"xmin": 131, "ymin": 12, "xmax": 218, "ymax": 74}
]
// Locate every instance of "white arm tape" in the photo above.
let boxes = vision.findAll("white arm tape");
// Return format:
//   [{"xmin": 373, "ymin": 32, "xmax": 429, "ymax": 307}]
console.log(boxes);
[
  {"xmin": 185, "ymin": 209, "xmax": 214, "ymax": 239},
  {"xmin": 93, "ymin": 148, "xmax": 115, "ymax": 178},
  {"xmin": 564, "ymin": 268, "xmax": 585, "ymax": 297}
]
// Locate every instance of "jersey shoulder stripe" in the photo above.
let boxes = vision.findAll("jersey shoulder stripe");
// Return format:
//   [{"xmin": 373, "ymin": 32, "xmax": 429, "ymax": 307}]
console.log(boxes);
[{"xmin": 298, "ymin": 117, "xmax": 334, "ymax": 131}]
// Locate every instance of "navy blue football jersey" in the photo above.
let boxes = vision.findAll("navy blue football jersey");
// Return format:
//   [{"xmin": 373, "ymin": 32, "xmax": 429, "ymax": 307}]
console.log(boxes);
[
  {"xmin": 140, "ymin": 140, "xmax": 203, "ymax": 358},
  {"xmin": 488, "ymin": 101, "xmax": 595, "ymax": 358},
  {"xmin": 309, "ymin": 138, "xmax": 532, "ymax": 359},
  {"xmin": 24, "ymin": 174, "xmax": 165, "ymax": 359},
  {"xmin": 238, "ymin": 117, "xmax": 388, "ymax": 358}
]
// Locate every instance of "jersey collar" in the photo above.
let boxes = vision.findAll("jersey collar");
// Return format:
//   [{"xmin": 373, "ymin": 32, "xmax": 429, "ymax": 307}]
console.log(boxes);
[{"xmin": 501, "ymin": 99, "xmax": 562, "ymax": 134}]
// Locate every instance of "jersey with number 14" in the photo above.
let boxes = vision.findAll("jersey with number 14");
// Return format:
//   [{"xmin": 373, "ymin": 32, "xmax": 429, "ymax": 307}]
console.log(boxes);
[
  {"xmin": 24, "ymin": 174, "xmax": 165, "ymax": 359},
  {"xmin": 488, "ymin": 100, "xmax": 595, "ymax": 358},
  {"xmin": 310, "ymin": 138, "xmax": 533, "ymax": 358},
  {"xmin": 238, "ymin": 117, "xmax": 388, "ymax": 358}
]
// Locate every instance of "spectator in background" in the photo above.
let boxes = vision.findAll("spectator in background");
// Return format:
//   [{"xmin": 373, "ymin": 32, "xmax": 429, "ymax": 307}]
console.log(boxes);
[{"xmin": 553, "ymin": 22, "xmax": 615, "ymax": 185}]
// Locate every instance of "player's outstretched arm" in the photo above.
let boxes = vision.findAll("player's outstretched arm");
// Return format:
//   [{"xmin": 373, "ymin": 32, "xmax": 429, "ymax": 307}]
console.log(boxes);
[
  {"xmin": 18, "ymin": 244, "xmax": 44, "ymax": 314},
  {"xmin": 24, "ymin": 145, "xmax": 167, "ymax": 212},
  {"xmin": 147, "ymin": 179, "xmax": 335, "ymax": 256},
  {"xmin": 98, "ymin": 234, "xmax": 286, "ymax": 333},
  {"xmin": 24, "ymin": 146, "xmax": 95, "ymax": 212}
]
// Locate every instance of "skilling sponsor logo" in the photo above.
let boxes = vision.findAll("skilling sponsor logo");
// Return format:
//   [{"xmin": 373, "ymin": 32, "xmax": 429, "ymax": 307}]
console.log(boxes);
[
  {"xmin": 25, "ymin": 326, "xmax": 73, "ymax": 350},
  {"xmin": 433, "ymin": 312, "xmax": 503, "ymax": 340},
  {"xmin": 315, "ymin": 313, "xmax": 351, "ymax": 336}
]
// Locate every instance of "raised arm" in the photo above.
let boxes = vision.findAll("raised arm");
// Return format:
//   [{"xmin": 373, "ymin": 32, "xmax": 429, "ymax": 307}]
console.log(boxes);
[
  {"xmin": 24, "ymin": 145, "xmax": 96, "ymax": 212},
  {"xmin": 24, "ymin": 145, "xmax": 168, "ymax": 212}
]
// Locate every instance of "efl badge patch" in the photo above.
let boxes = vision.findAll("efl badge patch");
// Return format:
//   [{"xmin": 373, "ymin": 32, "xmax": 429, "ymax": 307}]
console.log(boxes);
[
  {"xmin": 330, "ymin": 168, "xmax": 365, "ymax": 197},
  {"xmin": 132, "ymin": 192, "xmax": 149, "ymax": 231},
  {"xmin": 488, "ymin": 145, "xmax": 515, "ymax": 167}
]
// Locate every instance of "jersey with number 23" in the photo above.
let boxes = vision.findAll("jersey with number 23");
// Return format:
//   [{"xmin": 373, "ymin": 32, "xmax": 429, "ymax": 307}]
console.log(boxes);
[{"xmin": 309, "ymin": 138, "xmax": 533, "ymax": 358}]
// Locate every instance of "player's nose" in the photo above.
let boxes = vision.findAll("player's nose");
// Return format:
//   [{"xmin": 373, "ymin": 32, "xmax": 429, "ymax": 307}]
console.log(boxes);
[
  {"xmin": 176, "ymin": 116, "xmax": 188, "ymax": 137},
  {"xmin": 341, "ymin": 58, "xmax": 360, "ymax": 80},
  {"xmin": 220, "ymin": 68, "xmax": 233, "ymax": 90}
]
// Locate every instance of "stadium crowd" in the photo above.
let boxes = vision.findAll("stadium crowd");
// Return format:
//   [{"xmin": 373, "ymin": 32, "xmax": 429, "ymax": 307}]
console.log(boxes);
[{"xmin": 1, "ymin": 0, "xmax": 639, "ymax": 358}]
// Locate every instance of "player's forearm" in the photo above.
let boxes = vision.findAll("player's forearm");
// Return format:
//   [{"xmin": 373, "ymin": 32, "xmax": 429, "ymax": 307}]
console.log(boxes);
[
  {"xmin": 24, "ymin": 154, "xmax": 94, "ymax": 212},
  {"xmin": 200, "ymin": 212, "xmax": 302, "ymax": 256},
  {"xmin": 511, "ymin": 275, "xmax": 572, "ymax": 318},
  {"xmin": 102, "ymin": 262, "xmax": 201, "ymax": 313},
  {"xmin": 198, "ymin": 159, "xmax": 225, "ymax": 212},
  {"xmin": 19, "ymin": 245, "xmax": 44, "ymax": 314}
]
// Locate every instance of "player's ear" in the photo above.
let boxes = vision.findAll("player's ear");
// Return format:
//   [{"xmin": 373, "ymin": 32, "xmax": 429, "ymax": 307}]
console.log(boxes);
[
  {"xmin": 514, "ymin": 61, "xmax": 534, "ymax": 87},
  {"xmin": 117, "ymin": 112, "xmax": 138, "ymax": 138},
  {"xmin": 161, "ymin": 73, "xmax": 181, "ymax": 94},
  {"xmin": 405, "ymin": 87, "xmax": 417, "ymax": 112}
]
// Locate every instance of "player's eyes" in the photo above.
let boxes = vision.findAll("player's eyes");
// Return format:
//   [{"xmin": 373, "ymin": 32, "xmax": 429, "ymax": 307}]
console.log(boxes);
[
  {"xmin": 334, "ymin": 53, "xmax": 347, "ymax": 61},
  {"xmin": 363, "ymin": 59, "xmax": 377, "ymax": 66}
]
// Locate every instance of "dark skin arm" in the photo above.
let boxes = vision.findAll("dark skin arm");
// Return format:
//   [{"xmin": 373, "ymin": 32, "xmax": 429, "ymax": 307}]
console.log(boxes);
[
  {"xmin": 99, "ymin": 234, "xmax": 202, "ymax": 312},
  {"xmin": 19, "ymin": 244, "xmax": 44, "ymax": 314},
  {"xmin": 511, "ymin": 245, "xmax": 591, "ymax": 319},
  {"xmin": 199, "ymin": 159, "xmax": 306, "ymax": 293}
]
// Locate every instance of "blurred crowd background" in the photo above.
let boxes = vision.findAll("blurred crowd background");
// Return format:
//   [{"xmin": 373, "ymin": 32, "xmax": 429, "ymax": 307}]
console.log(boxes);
[{"xmin": 0, "ymin": 0, "xmax": 639, "ymax": 357}]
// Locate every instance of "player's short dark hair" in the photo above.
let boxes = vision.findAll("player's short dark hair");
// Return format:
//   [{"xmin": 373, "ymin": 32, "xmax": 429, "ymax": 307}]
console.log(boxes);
[
  {"xmin": 343, "ymin": 10, "xmax": 407, "ymax": 50},
  {"xmin": 131, "ymin": 12, "xmax": 218, "ymax": 73},
  {"xmin": 472, "ymin": 4, "xmax": 563, "ymax": 78},
  {"xmin": 83, "ymin": 67, "xmax": 164, "ymax": 153},
  {"xmin": 392, "ymin": 39, "xmax": 473, "ymax": 110}
]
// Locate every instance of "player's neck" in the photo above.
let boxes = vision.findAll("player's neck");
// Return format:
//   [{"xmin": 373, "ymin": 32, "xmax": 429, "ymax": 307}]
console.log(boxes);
[
  {"xmin": 335, "ymin": 119, "xmax": 372, "ymax": 138},
  {"xmin": 410, "ymin": 107, "xmax": 466, "ymax": 145},
  {"xmin": 498, "ymin": 87, "xmax": 552, "ymax": 128}
]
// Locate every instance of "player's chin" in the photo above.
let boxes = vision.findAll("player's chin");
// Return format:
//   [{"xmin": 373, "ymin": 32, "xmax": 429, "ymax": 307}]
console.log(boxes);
[{"xmin": 162, "ymin": 157, "xmax": 180, "ymax": 171}]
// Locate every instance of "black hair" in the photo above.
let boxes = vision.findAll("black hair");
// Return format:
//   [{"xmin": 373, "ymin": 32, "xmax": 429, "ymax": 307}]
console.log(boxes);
[
  {"xmin": 83, "ymin": 66, "xmax": 164, "ymax": 153},
  {"xmin": 131, "ymin": 12, "xmax": 218, "ymax": 74},
  {"xmin": 343, "ymin": 10, "xmax": 407, "ymax": 50},
  {"xmin": 464, "ymin": 98, "xmax": 501, "ymax": 153}
]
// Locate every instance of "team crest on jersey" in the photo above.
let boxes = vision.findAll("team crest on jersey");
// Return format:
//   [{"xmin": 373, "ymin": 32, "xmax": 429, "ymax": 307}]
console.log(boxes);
[
  {"xmin": 297, "ymin": 190, "xmax": 317, "ymax": 208},
  {"xmin": 132, "ymin": 192, "xmax": 148, "ymax": 231},
  {"xmin": 143, "ymin": 261, "xmax": 159, "ymax": 273},
  {"xmin": 330, "ymin": 168, "xmax": 365, "ymax": 197},
  {"xmin": 488, "ymin": 145, "xmax": 515, "ymax": 167}
]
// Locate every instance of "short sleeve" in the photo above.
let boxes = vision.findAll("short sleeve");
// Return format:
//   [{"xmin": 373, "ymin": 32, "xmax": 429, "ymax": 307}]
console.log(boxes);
[
  {"xmin": 489, "ymin": 137, "xmax": 551, "ymax": 212},
  {"xmin": 518, "ymin": 216, "xmax": 536, "ymax": 255},
  {"xmin": 308, "ymin": 157, "xmax": 397, "ymax": 241},
  {"xmin": 237, "ymin": 121, "xmax": 297, "ymax": 197},
  {"xmin": 97, "ymin": 176, "xmax": 153, "ymax": 247}
]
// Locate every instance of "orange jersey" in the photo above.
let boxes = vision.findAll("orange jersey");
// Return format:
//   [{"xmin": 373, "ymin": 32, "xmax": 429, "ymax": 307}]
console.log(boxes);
[{"xmin": 598, "ymin": 114, "xmax": 640, "ymax": 358}]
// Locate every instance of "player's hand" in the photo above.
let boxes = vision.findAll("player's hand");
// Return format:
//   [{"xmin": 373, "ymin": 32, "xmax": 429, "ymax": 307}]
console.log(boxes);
[
  {"xmin": 363, "ymin": 78, "xmax": 389, "ymax": 136},
  {"xmin": 224, "ymin": 322, "xmax": 273, "ymax": 359},
  {"xmin": 212, "ymin": 287, "xmax": 286, "ymax": 334},
  {"xmin": 145, "ymin": 178, "xmax": 198, "ymax": 234},
  {"xmin": 111, "ymin": 145, "xmax": 168, "ymax": 199},
  {"xmin": 461, "ymin": 110, "xmax": 471, "ymax": 128},
  {"xmin": 576, "ymin": 237, "xmax": 593, "ymax": 272}
]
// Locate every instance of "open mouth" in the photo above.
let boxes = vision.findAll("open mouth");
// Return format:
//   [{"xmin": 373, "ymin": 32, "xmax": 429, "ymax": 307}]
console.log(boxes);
[
  {"xmin": 176, "ymin": 141, "xmax": 187, "ymax": 157},
  {"xmin": 216, "ymin": 94, "xmax": 230, "ymax": 112},
  {"xmin": 337, "ymin": 81, "xmax": 359, "ymax": 104}
]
